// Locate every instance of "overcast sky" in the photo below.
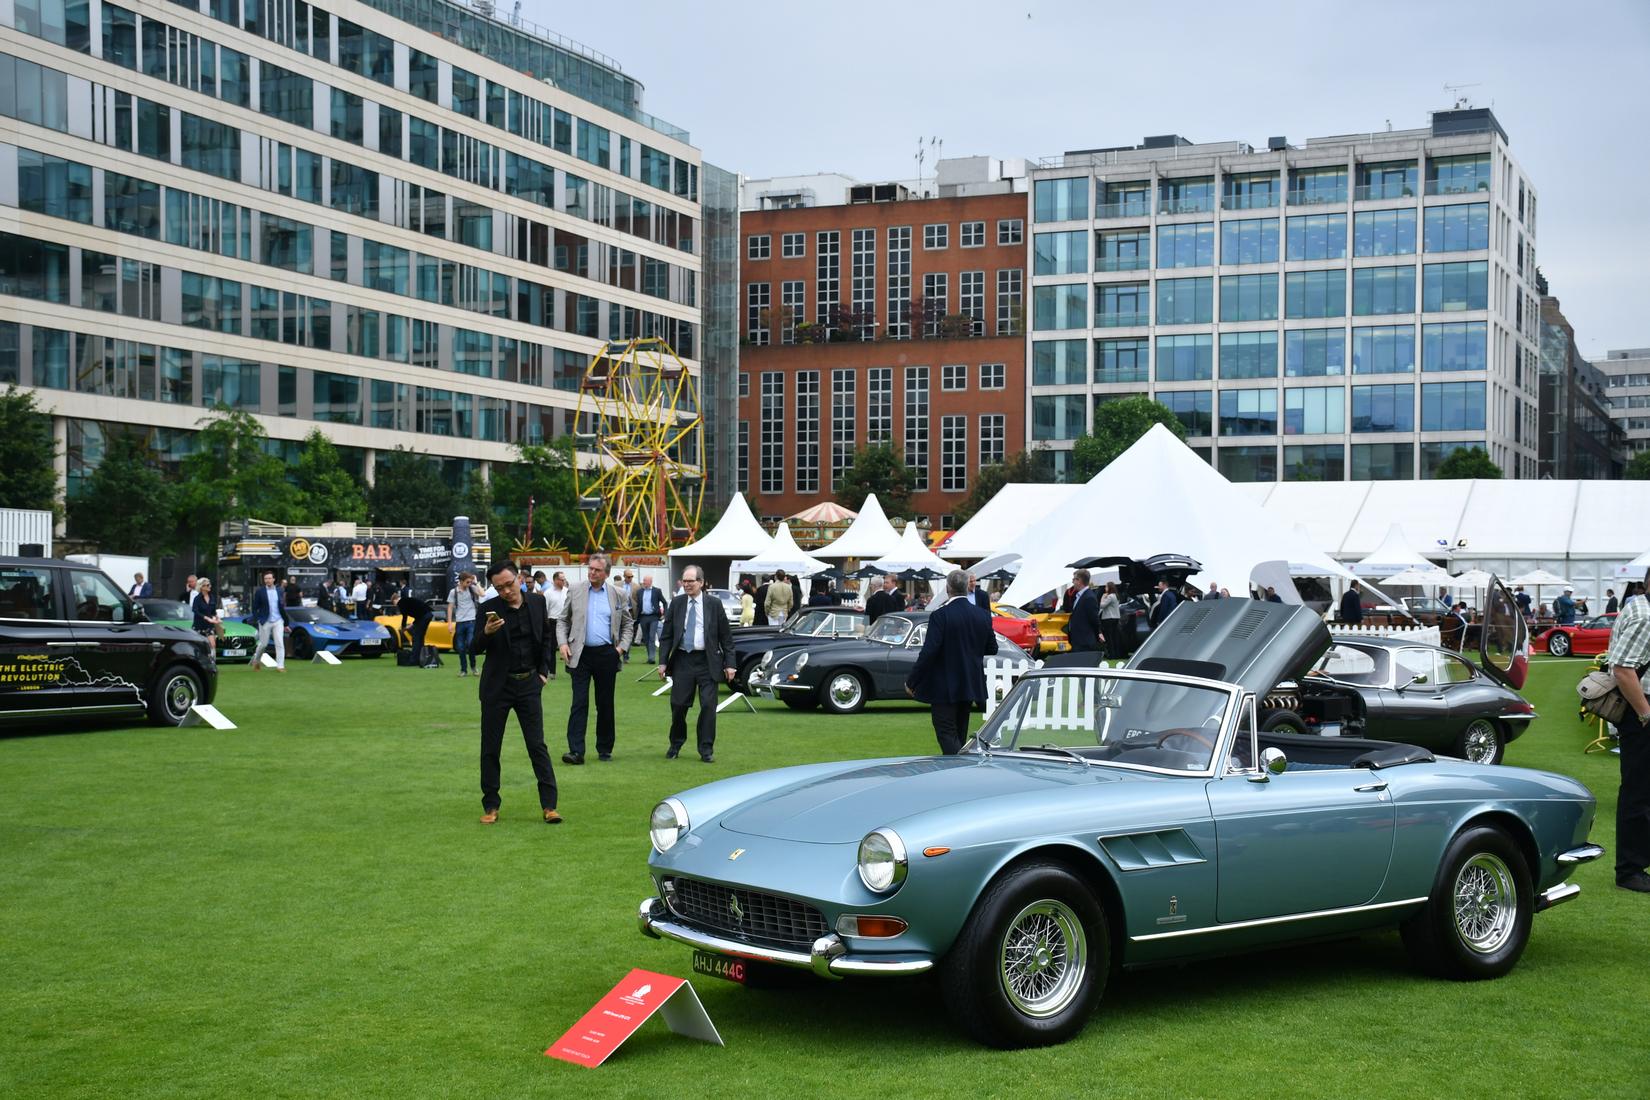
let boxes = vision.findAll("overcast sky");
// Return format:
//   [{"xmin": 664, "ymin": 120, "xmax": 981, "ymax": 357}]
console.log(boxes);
[{"xmin": 525, "ymin": 0, "xmax": 1649, "ymax": 358}]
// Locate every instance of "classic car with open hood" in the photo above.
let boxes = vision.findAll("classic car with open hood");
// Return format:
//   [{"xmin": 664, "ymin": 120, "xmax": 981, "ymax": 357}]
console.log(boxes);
[{"xmin": 640, "ymin": 587, "xmax": 1598, "ymax": 1049}]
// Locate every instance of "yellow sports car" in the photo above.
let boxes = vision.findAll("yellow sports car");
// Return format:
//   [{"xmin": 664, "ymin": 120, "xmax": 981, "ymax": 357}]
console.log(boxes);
[
  {"xmin": 374, "ymin": 606, "xmax": 457, "ymax": 652},
  {"xmin": 1026, "ymin": 610, "xmax": 1072, "ymax": 656}
]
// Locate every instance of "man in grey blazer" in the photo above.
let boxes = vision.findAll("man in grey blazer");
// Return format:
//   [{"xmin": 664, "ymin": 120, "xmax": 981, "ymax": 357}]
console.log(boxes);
[{"xmin": 557, "ymin": 553, "xmax": 633, "ymax": 764}]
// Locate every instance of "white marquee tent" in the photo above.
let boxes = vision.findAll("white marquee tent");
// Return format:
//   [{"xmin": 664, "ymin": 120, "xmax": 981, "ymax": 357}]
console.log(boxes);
[
  {"xmin": 732, "ymin": 523, "xmax": 828, "ymax": 580},
  {"xmin": 1351, "ymin": 524, "xmax": 1439, "ymax": 577},
  {"xmin": 999, "ymin": 426, "xmax": 1357, "ymax": 606},
  {"xmin": 812, "ymin": 495, "xmax": 906, "ymax": 560},
  {"xmin": 943, "ymin": 475, "xmax": 1650, "ymax": 602},
  {"xmin": 666, "ymin": 491, "xmax": 772, "ymax": 588}
]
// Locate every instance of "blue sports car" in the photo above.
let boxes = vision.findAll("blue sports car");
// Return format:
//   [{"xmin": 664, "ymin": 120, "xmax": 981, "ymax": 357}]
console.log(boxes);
[
  {"xmin": 243, "ymin": 606, "xmax": 393, "ymax": 660},
  {"xmin": 639, "ymin": 590, "xmax": 1600, "ymax": 1048}
]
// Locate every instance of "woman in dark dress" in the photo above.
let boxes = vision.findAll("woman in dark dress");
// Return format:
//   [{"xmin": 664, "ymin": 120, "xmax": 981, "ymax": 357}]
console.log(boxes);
[{"xmin": 191, "ymin": 577, "xmax": 221, "ymax": 656}]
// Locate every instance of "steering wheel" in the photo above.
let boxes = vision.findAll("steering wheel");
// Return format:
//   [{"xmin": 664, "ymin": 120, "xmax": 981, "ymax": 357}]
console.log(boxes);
[{"xmin": 1154, "ymin": 728, "xmax": 1216, "ymax": 751}]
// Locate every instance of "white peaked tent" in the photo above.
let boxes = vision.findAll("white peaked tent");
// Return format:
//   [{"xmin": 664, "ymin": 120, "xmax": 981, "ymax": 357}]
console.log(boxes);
[
  {"xmin": 1352, "ymin": 524, "xmax": 1439, "ymax": 577},
  {"xmin": 942, "ymin": 484, "xmax": 1077, "ymax": 559},
  {"xmin": 666, "ymin": 492, "xmax": 772, "ymax": 588},
  {"xmin": 1000, "ymin": 425, "xmax": 1358, "ymax": 606},
  {"xmin": 812, "ymin": 494, "xmax": 906, "ymax": 560},
  {"xmin": 871, "ymin": 523, "xmax": 959, "ymax": 575},
  {"xmin": 733, "ymin": 523, "xmax": 828, "ymax": 578}
]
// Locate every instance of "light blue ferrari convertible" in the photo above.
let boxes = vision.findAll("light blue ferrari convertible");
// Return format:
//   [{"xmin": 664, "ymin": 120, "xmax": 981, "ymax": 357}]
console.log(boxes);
[{"xmin": 640, "ymin": 593, "xmax": 1600, "ymax": 1048}]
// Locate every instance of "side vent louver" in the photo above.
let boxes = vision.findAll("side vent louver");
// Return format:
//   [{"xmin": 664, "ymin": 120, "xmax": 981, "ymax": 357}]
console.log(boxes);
[
  {"xmin": 1231, "ymin": 607, "xmax": 1270, "ymax": 640},
  {"xmin": 1176, "ymin": 607, "xmax": 1212, "ymax": 634}
]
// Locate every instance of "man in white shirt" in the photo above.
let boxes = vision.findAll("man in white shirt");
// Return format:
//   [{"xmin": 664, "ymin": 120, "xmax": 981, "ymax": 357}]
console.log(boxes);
[
  {"xmin": 542, "ymin": 572, "xmax": 569, "ymax": 679},
  {"xmin": 656, "ymin": 565, "xmax": 736, "ymax": 763},
  {"xmin": 351, "ymin": 576, "xmax": 369, "ymax": 619}
]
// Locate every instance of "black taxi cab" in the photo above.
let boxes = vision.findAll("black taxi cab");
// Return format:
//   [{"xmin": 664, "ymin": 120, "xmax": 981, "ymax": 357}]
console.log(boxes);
[{"xmin": 0, "ymin": 557, "xmax": 217, "ymax": 728}]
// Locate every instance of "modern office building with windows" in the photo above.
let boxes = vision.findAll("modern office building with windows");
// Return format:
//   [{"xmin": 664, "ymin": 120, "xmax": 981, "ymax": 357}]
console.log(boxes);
[
  {"xmin": 0, "ymin": 0, "xmax": 724, "ymax": 513},
  {"xmin": 736, "ymin": 170, "xmax": 1028, "ymax": 529},
  {"xmin": 1595, "ymin": 346, "xmax": 1650, "ymax": 457},
  {"xmin": 1026, "ymin": 108, "xmax": 1541, "ymax": 482}
]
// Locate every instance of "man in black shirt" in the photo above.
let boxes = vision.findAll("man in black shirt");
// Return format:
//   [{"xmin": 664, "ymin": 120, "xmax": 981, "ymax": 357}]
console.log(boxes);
[
  {"xmin": 471, "ymin": 561, "xmax": 560, "ymax": 825},
  {"xmin": 398, "ymin": 590, "xmax": 435, "ymax": 665}
]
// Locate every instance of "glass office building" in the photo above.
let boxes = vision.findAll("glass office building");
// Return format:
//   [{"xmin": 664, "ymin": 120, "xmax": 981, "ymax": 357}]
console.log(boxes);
[
  {"xmin": 0, "ymin": 0, "xmax": 708, "ymax": 504},
  {"xmin": 1026, "ymin": 110, "xmax": 1540, "ymax": 481}
]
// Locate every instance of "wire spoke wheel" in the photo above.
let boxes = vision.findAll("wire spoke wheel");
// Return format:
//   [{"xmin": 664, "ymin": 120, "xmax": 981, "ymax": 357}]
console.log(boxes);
[
  {"xmin": 1452, "ymin": 853, "xmax": 1518, "ymax": 955},
  {"xmin": 1461, "ymin": 719, "xmax": 1500, "ymax": 764},
  {"xmin": 573, "ymin": 337, "xmax": 704, "ymax": 553},
  {"xmin": 997, "ymin": 900, "xmax": 1087, "ymax": 1018}
]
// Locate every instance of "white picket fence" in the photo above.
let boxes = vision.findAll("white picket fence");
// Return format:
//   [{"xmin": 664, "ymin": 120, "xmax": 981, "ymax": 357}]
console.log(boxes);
[
  {"xmin": 983, "ymin": 656, "xmax": 1132, "ymax": 727},
  {"xmin": 1329, "ymin": 624, "xmax": 1442, "ymax": 646}
]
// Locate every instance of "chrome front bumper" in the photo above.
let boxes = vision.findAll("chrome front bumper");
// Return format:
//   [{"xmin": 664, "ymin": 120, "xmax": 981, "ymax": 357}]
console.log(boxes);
[
  {"xmin": 637, "ymin": 897, "xmax": 933, "ymax": 979},
  {"xmin": 1535, "ymin": 844, "xmax": 1605, "ymax": 913}
]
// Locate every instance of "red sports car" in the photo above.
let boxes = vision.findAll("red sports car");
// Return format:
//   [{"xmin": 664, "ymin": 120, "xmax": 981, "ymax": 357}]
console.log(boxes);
[
  {"xmin": 1533, "ymin": 613, "xmax": 1615, "ymax": 657},
  {"xmin": 989, "ymin": 604, "xmax": 1042, "ymax": 653}
]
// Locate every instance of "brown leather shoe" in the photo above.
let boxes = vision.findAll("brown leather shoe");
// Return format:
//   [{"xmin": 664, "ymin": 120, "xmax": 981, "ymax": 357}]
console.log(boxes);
[
  {"xmin": 479, "ymin": 808, "xmax": 499, "ymax": 824},
  {"xmin": 543, "ymin": 809, "xmax": 563, "ymax": 825}
]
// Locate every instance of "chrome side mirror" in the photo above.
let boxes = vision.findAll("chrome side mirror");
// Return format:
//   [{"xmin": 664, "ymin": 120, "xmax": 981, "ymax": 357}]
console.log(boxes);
[
  {"xmin": 1250, "ymin": 746, "xmax": 1288, "ymax": 782},
  {"xmin": 1396, "ymin": 673, "xmax": 1427, "ymax": 692}
]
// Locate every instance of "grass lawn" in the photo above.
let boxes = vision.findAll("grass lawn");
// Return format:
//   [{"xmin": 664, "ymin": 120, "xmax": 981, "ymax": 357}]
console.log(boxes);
[{"xmin": 2, "ymin": 652, "xmax": 1647, "ymax": 1098}]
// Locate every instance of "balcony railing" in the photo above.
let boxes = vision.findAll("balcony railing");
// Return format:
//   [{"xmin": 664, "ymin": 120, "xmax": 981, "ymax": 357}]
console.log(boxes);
[
  {"xmin": 1221, "ymin": 192, "xmax": 1281, "ymax": 210},
  {"xmin": 1159, "ymin": 196, "xmax": 1215, "ymax": 215},
  {"xmin": 1096, "ymin": 200, "xmax": 1151, "ymax": 219},
  {"xmin": 1425, "ymin": 179, "xmax": 1492, "ymax": 196},
  {"xmin": 1288, "ymin": 188, "xmax": 1348, "ymax": 206},
  {"xmin": 1096, "ymin": 311, "xmax": 1150, "ymax": 328},
  {"xmin": 1093, "ymin": 367, "xmax": 1150, "ymax": 384},
  {"xmin": 1096, "ymin": 256, "xmax": 1149, "ymax": 273},
  {"xmin": 1354, "ymin": 184, "xmax": 1417, "ymax": 201}
]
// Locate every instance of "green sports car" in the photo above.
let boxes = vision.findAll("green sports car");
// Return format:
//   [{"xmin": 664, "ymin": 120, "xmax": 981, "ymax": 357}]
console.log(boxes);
[{"xmin": 137, "ymin": 598, "xmax": 257, "ymax": 663}]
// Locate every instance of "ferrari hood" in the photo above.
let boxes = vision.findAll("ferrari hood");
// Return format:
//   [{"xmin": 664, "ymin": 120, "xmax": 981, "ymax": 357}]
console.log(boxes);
[{"xmin": 718, "ymin": 754, "xmax": 1124, "ymax": 843}]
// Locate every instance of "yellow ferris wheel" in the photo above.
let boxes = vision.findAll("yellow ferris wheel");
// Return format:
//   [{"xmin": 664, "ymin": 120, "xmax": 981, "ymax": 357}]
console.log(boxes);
[{"xmin": 573, "ymin": 337, "xmax": 704, "ymax": 553}]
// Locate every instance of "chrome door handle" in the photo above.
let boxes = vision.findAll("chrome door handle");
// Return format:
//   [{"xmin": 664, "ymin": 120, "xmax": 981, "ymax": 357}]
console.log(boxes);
[{"xmin": 1353, "ymin": 782, "xmax": 1388, "ymax": 793}]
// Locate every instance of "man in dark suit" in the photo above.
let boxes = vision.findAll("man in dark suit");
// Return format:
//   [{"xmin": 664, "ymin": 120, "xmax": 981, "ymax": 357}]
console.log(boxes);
[
  {"xmin": 866, "ymin": 574, "xmax": 905, "ymax": 622},
  {"xmin": 398, "ymin": 589, "xmax": 435, "ymax": 665},
  {"xmin": 1148, "ymin": 578, "xmax": 1179, "ymax": 631},
  {"xmin": 631, "ymin": 574, "xmax": 665, "ymax": 662},
  {"xmin": 1066, "ymin": 568, "xmax": 1102, "ymax": 653},
  {"xmin": 656, "ymin": 564, "xmax": 736, "ymax": 763},
  {"xmin": 905, "ymin": 570, "xmax": 996, "ymax": 755},
  {"xmin": 1339, "ymin": 581, "xmax": 1364, "ymax": 625},
  {"xmin": 470, "ymin": 560, "xmax": 561, "ymax": 825},
  {"xmin": 967, "ymin": 573, "xmax": 992, "ymax": 612}
]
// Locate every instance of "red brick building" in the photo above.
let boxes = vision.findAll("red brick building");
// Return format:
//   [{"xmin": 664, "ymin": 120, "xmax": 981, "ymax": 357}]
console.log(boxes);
[{"xmin": 737, "ymin": 192, "xmax": 1027, "ymax": 527}]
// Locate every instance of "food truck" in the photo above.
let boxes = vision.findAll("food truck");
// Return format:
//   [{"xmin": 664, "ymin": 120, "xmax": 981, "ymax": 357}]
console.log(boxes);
[{"xmin": 216, "ymin": 518, "xmax": 490, "ymax": 608}]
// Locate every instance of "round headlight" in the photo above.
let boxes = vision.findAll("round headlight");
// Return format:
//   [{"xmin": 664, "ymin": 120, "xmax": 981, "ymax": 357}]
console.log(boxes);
[
  {"xmin": 763, "ymin": 650, "xmax": 774, "ymax": 664},
  {"xmin": 649, "ymin": 798, "xmax": 689, "ymax": 853},
  {"xmin": 857, "ymin": 828, "xmax": 908, "ymax": 893},
  {"xmin": 796, "ymin": 651, "xmax": 809, "ymax": 670}
]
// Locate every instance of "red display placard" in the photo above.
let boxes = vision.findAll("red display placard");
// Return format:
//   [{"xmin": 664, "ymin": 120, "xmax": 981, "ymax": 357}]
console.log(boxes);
[{"xmin": 546, "ymin": 968, "xmax": 723, "ymax": 1067}]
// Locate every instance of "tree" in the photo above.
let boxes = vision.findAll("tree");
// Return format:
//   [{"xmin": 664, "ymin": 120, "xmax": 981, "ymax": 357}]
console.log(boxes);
[
  {"xmin": 1071, "ymin": 397, "xmax": 1187, "ymax": 481},
  {"xmin": 951, "ymin": 450, "xmax": 1053, "ymax": 527},
  {"xmin": 176, "ymin": 409, "xmax": 302, "ymax": 561},
  {"xmin": 368, "ymin": 447, "xmax": 457, "ymax": 527},
  {"xmin": 67, "ymin": 431, "xmax": 176, "ymax": 555},
  {"xmin": 489, "ymin": 437, "xmax": 583, "ymax": 550},
  {"xmin": 0, "ymin": 385, "xmax": 60, "ymax": 518},
  {"xmin": 293, "ymin": 429, "xmax": 368, "ymax": 524},
  {"xmin": 1431, "ymin": 446, "xmax": 1503, "ymax": 480},
  {"xmin": 460, "ymin": 467, "xmax": 496, "ymax": 533},
  {"xmin": 835, "ymin": 444, "xmax": 914, "ymax": 517},
  {"xmin": 1626, "ymin": 451, "xmax": 1650, "ymax": 480}
]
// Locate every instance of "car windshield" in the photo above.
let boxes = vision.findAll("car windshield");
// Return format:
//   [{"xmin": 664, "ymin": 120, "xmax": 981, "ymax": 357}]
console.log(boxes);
[
  {"xmin": 977, "ymin": 672, "xmax": 1233, "ymax": 774},
  {"xmin": 868, "ymin": 616, "xmax": 913, "ymax": 645},
  {"xmin": 290, "ymin": 607, "xmax": 348, "ymax": 625},
  {"xmin": 141, "ymin": 600, "xmax": 192, "ymax": 619},
  {"xmin": 1313, "ymin": 644, "xmax": 1390, "ymax": 686},
  {"xmin": 994, "ymin": 606, "xmax": 1030, "ymax": 620},
  {"xmin": 782, "ymin": 610, "xmax": 833, "ymax": 636}
]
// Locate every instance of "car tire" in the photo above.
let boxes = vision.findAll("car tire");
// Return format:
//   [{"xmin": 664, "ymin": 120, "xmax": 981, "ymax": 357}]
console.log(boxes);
[
  {"xmin": 734, "ymin": 657, "xmax": 762, "ymax": 694},
  {"xmin": 290, "ymin": 630, "xmax": 314, "ymax": 661},
  {"xmin": 820, "ymin": 669, "xmax": 868, "ymax": 714},
  {"xmin": 1547, "ymin": 632, "xmax": 1570, "ymax": 657},
  {"xmin": 941, "ymin": 860, "xmax": 1108, "ymax": 1049},
  {"xmin": 780, "ymin": 695, "xmax": 818, "ymax": 711},
  {"xmin": 1401, "ymin": 824, "xmax": 1532, "ymax": 981},
  {"xmin": 1261, "ymin": 711, "xmax": 1308, "ymax": 735},
  {"xmin": 147, "ymin": 666, "xmax": 202, "ymax": 726},
  {"xmin": 1454, "ymin": 718, "xmax": 1504, "ymax": 765}
]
